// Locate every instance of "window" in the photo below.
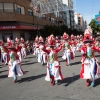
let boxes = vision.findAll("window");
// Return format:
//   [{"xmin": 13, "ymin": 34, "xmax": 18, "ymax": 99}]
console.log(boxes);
[
  {"xmin": 48, "ymin": 0, "xmax": 53, "ymax": 2},
  {"xmin": 48, "ymin": 17, "xmax": 51, "ymax": 21},
  {"xmin": 0, "ymin": 3, "xmax": 3, "ymax": 12},
  {"xmin": 40, "ymin": 15, "xmax": 46, "ymax": 20},
  {"xmin": 4, "ymin": 3, "xmax": 14, "ymax": 12},
  {"xmin": 17, "ymin": 8, "xmax": 21, "ymax": 14},
  {"xmin": 59, "ymin": 13, "xmax": 63, "ymax": 18},
  {"xmin": 2, "ymin": 33, "xmax": 13, "ymax": 42},
  {"xmin": 51, "ymin": 18, "xmax": 55, "ymax": 23},
  {"xmin": 16, "ymin": 4, "xmax": 25, "ymax": 15},
  {"xmin": 20, "ymin": 33, "xmax": 25, "ymax": 39},
  {"xmin": 28, "ymin": 9, "xmax": 33, "ymax": 16},
  {"xmin": 29, "ymin": 0, "xmax": 32, "ymax": 2}
]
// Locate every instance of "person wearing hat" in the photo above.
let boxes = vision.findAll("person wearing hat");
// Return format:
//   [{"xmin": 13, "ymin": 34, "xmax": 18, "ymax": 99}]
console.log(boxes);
[
  {"xmin": 37, "ymin": 42, "xmax": 47, "ymax": 65},
  {"xmin": 62, "ymin": 32, "xmax": 74, "ymax": 66},
  {"xmin": 70, "ymin": 34, "xmax": 77, "ymax": 58},
  {"xmin": 33, "ymin": 39, "xmax": 40, "ymax": 58},
  {"xmin": 15, "ymin": 43, "xmax": 22, "ymax": 62},
  {"xmin": 79, "ymin": 28, "xmax": 100, "ymax": 87},
  {"xmin": 8, "ymin": 46, "xmax": 24, "ymax": 83},
  {"xmin": 0, "ymin": 41, "xmax": 8, "ymax": 65},
  {"xmin": 44, "ymin": 35, "xmax": 64, "ymax": 86},
  {"xmin": 76, "ymin": 39, "xmax": 83, "ymax": 51},
  {"xmin": 20, "ymin": 37, "xmax": 28, "ymax": 59}
]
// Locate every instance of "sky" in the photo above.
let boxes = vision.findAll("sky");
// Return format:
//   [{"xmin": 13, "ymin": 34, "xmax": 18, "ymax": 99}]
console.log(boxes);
[{"xmin": 73, "ymin": 0, "xmax": 100, "ymax": 24}]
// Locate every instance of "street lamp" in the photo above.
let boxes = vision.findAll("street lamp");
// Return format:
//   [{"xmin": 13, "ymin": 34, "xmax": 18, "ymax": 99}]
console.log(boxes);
[
  {"xmin": 29, "ymin": 0, "xmax": 66, "ymax": 36},
  {"xmin": 37, "ymin": 13, "xmax": 40, "ymax": 37},
  {"xmin": 30, "ymin": 1, "xmax": 40, "ymax": 37}
]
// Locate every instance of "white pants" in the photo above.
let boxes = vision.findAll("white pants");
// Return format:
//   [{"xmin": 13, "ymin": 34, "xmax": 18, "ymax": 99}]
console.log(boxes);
[
  {"xmin": 84, "ymin": 58, "xmax": 96, "ymax": 82},
  {"xmin": 21, "ymin": 48, "xmax": 26, "ymax": 58},
  {"xmin": 1, "ymin": 52, "xmax": 7, "ymax": 64},
  {"xmin": 38, "ymin": 52, "xmax": 46, "ymax": 64},
  {"xmin": 17, "ymin": 52, "xmax": 22, "ymax": 62}
]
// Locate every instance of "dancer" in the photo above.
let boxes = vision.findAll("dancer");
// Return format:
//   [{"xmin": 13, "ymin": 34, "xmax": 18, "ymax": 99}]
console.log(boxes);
[
  {"xmin": 80, "ymin": 27, "xmax": 100, "ymax": 87},
  {"xmin": 8, "ymin": 46, "xmax": 24, "ymax": 83},
  {"xmin": 62, "ymin": 32, "xmax": 74, "ymax": 66},
  {"xmin": 0, "ymin": 41, "xmax": 8, "ymax": 65},
  {"xmin": 44, "ymin": 35, "xmax": 64, "ymax": 86}
]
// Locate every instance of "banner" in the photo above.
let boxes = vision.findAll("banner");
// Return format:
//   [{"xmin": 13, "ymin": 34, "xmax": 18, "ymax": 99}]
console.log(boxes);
[{"xmin": 95, "ymin": 14, "xmax": 100, "ymax": 25}]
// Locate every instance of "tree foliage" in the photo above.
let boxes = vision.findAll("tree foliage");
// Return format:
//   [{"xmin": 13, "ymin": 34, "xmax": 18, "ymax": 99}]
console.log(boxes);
[
  {"xmin": 89, "ymin": 19, "xmax": 100, "ymax": 36},
  {"xmin": 41, "ymin": 25, "xmax": 83, "ymax": 38}
]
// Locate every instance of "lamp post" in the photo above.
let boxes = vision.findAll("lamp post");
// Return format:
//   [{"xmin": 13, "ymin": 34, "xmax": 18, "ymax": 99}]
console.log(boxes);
[{"xmin": 37, "ymin": 12, "xmax": 39, "ymax": 37}]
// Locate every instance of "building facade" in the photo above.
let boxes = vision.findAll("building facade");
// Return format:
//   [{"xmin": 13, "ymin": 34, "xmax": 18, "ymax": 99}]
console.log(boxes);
[
  {"xmin": 62, "ymin": 0, "xmax": 75, "ymax": 29},
  {"xmin": 63, "ymin": 4, "xmax": 70, "ymax": 28},
  {"xmin": 74, "ymin": 12, "xmax": 87, "ymax": 32},
  {"xmin": 0, "ymin": 0, "xmax": 65, "ymax": 42}
]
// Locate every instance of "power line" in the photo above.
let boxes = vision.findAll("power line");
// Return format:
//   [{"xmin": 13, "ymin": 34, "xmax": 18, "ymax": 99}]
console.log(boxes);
[{"xmin": 91, "ymin": 0, "xmax": 94, "ymax": 19}]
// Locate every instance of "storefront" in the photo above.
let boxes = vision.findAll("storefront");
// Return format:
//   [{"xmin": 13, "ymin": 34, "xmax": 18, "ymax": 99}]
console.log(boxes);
[{"xmin": 0, "ymin": 25, "xmax": 43, "ymax": 42}]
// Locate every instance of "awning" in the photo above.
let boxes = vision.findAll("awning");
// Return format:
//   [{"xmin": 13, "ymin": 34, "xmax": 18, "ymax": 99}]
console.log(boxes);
[{"xmin": 0, "ymin": 25, "xmax": 42, "ymax": 30}]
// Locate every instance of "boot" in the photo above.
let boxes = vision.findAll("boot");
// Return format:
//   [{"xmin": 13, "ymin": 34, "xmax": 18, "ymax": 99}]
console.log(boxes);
[
  {"xmin": 86, "ymin": 79, "xmax": 90, "ymax": 86},
  {"xmin": 51, "ymin": 76, "xmax": 55, "ymax": 86},
  {"xmin": 55, "ymin": 80, "xmax": 58, "ymax": 85},
  {"xmin": 66, "ymin": 59, "xmax": 68, "ymax": 66},
  {"xmin": 91, "ymin": 82, "xmax": 95, "ymax": 87},
  {"xmin": 51, "ymin": 80, "xmax": 55, "ymax": 86}
]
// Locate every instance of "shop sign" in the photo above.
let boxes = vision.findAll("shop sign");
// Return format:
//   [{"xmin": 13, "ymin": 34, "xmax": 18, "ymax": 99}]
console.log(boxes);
[{"xmin": 1, "ymin": 26, "xmax": 16, "ymax": 29}]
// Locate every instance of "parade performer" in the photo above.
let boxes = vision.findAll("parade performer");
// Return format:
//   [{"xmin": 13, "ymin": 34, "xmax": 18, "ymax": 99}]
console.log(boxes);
[
  {"xmin": 8, "ymin": 46, "xmax": 24, "ymax": 83},
  {"xmin": 80, "ymin": 27, "xmax": 100, "ymax": 87},
  {"xmin": 15, "ymin": 37, "xmax": 22, "ymax": 62},
  {"xmin": 55, "ymin": 36, "xmax": 60, "ymax": 48},
  {"xmin": 7, "ymin": 37, "xmax": 13, "ymax": 46},
  {"xmin": 15, "ymin": 43, "xmax": 22, "ymax": 62},
  {"xmin": 44, "ymin": 35, "xmax": 64, "ymax": 86},
  {"xmin": 0, "ymin": 41, "xmax": 8, "ymax": 65},
  {"xmin": 70, "ymin": 34, "xmax": 77, "ymax": 57},
  {"xmin": 37, "ymin": 36, "xmax": 47, "ymax": 65},
  {"xmin": 38, "ymin": 42, "xmax": 47, "ymax": 65},
  {"xmin": 62, "ymin": 32, "xmax": 74, "ymax": 66},
  {"xmin": 33, "ymin": 36, "xmax": 39, "ymax": 57},
  {"xmin": 20, "ymin": 37, "xmax": 27, "ymax": 59},
  {"xmin": 76, "ymin": 39, "xmax": 83, "ymax": 51}
]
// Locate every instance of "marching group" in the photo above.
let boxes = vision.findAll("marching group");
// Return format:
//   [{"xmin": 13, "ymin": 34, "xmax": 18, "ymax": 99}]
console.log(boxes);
[{"xmin": 0, "ymin": 26, "xmax": 100, "ymax": 87}]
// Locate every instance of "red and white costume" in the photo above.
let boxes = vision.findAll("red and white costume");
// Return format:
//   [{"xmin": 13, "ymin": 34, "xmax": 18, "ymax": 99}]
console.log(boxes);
[
  {"xmin": 79, "ymin": 27, "xmax": 100, "ymax": 87},
  {"xmin": 0, "ymin": 42, "xmax": 8, "ymax": 64},
  {"xmin": 62, "ymin": 32, "xmax": 74, "ymax": 66},
  {"xmin": 8, "ymin": 46, "xmax": 24, "ymax": 83},
  {"xmin": 43, "ymin": 36, "xmax": 64, "ymax": 86},
  {"xmin": 20, "ymin": 38, "xmax": 27, "ymax": 59}
]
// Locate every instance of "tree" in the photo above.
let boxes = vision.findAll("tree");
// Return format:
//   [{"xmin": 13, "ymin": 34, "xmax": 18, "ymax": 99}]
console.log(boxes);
[
  {"xmin": 99, "ymin": 11, "xmax": 100, "ymax": 14},
  {"xmin": 89, "ymin": 19, "xmax": 100, "ymax": 37},
  {"xmin": 41, "ymin": 25, "xmax": 83, "ymax": 38}
]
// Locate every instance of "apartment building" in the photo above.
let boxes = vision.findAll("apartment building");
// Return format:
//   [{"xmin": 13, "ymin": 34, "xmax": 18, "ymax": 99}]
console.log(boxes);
[
  {"xmin": 74, "ymin": 12, "xmax": 87, "ymax": 31},
  {"xmin": 62, "ymin": 0, "xmax": 75, "ymax": 29},
  {"xmin": 0, "ymin": 0, "xmax": 65, "ymax": 42}
]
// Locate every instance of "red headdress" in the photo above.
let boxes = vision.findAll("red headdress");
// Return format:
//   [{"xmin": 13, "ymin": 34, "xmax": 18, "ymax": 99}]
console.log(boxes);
[
  {"xmin": 83, "ymin": 27, "xmax": 93, "ymax": 43},
  {"xmin": 20, "ymin": 37, "xmax": 24, "ymax": 43},
  {"xmin": 63, "ymin": 32, "xmax": 68, "ymax": 40},
  {"xmin": 48, "ymin": 34, "xmax": 55, "ymax": 46},
  {"xmin": 35, "ymin": 36, "xmax": 38, "ymax": 42},
  {"xmin": 7, "ymin": 37, "xmax": 13, "ymax": 46},
  {"xmin": 71, "ymin": 34, "xmax": 75, "ymax": 40},
  {"xmin": 39, "ymin": 36, "xmax": 43, "ymax": 42},
  {"xmin": 15, "ymin": 37, "xmax": 19, "ymax": 43}
]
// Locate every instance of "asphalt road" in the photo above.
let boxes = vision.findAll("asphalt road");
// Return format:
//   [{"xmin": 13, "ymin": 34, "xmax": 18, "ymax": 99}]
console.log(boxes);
[{"xmin": 0, "ymin": 52, "xmax": 100, "ymax": 100}]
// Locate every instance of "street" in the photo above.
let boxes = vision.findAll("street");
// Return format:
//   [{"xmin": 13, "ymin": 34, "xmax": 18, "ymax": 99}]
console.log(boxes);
[{"xmin": 0, "ymin": 52, "xmax": 100, "ymax": 100}]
